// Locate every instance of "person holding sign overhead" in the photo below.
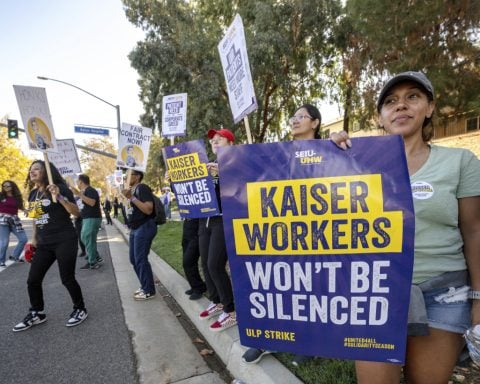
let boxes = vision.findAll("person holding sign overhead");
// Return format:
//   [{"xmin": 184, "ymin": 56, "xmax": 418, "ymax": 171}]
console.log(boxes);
[
  {"xmin": 198, "ymin": 128, "xmax": 237, "ymax": 331},
  {"xmin": 13, "ymin": 160, "xmax": 87, "ymax": 332},
  {"xmin": 331, "ymin": 71, "xmax": 480, "ymax": 384}
]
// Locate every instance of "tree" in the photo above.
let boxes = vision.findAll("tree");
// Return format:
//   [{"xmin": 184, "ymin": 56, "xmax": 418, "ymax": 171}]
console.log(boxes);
[
  {"xmin": 0, "ymin": 119, "xmax": 31, "ymax": 193},
  {"xmin": 143, "ymin": 133, "xmax": 167, "ymax": 193},
  {"xmin": 339, "ymin": 0, "xmax": 480, "ymax": 130},
  {"xmin": 123, "ymin": 0, "xmax": 342, "ymax": 143},
  {"xmin": 80, "ymin": 137, "xmax": 117, "ymax": 195}
]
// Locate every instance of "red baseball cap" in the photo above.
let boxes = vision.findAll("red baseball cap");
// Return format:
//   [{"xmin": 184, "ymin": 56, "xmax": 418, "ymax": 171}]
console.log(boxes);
[{"xmin": 207, "ymin": 128, "xmax": 235, "ymax": 143}]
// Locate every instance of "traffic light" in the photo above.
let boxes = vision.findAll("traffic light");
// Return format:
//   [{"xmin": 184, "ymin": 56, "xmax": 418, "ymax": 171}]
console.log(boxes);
[{"xmin": 7, "ymin": 119, "xmax": 19, "ymax": 139}]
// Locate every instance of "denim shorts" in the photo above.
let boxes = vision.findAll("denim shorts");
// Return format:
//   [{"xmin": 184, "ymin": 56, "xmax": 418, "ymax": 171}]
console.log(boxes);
[{"xmin": 424, "ymin": 286, "xmax": 472, "ymax": 334}]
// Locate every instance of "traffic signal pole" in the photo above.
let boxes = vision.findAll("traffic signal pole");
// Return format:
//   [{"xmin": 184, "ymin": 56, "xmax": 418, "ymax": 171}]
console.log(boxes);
[{"xmin": 0, "ymin": 122, "xmax": 116, "ymax": 159}]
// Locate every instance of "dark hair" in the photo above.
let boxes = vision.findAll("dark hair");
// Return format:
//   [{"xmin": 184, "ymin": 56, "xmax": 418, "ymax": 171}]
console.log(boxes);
[
  {"xmin": 25, "ymin": 160, "xmax": 66, "ymax": 192},
  {"xmin": 78, "ymin": 174, "xmax": 90, "ymax": 185},
  {"xmin": 0, "ymin": 180, "xmax": 24, "ymax": 210},
  {"xmin": 131, "ymin": 171, "xmax": 144, "ymax": 182},
  {"xmin": 420, "ymin": 92, "xmax": 435, "ymax": 142},
  {"xmin": 296, "ymin": 104, "xmax": 322, "ymax": 139}
]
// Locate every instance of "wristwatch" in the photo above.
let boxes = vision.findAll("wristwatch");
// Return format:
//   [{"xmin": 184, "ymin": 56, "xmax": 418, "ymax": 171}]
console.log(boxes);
[{"xmin": 468, "ymin": 290, "xmax": 480, "ymax": 300}]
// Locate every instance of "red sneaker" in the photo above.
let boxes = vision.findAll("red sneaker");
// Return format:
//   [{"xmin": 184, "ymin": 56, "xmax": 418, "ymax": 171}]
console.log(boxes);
[
  {"xmin": 209, "ymin": 312, "xmax": 237, "ymax": 332},
  {"xmin": 199, "ymin": 302, "xmax": 223, "ymax": 320}
]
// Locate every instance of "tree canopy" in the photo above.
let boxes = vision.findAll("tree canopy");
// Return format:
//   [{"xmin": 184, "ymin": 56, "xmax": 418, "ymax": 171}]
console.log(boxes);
[
  {"xmin": 80, "ymin": 137, "xmax": 117, "ymax": 196},
  {"xmin": 123, "ymin": 0, "xmax": 480, "ymax": 138},
  {"xmin": 124, "ymin": 0, "xmax": 342, "ymax": 142},
  {"xmin": 0, "ymin": 128, "xmax": 31, "ymax": 194},
  {"xmin": 340, "ymin": 0, "xmax": 480, "ymax": 129}
]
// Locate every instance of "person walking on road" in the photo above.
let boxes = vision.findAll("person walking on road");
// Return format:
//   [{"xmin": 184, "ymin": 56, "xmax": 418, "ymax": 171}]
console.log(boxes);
[
  {"xmin": 0, "ymin": 180, "xmax": 28, "ymax": 266},
  {"xmin": 13, "ymin": 160, "xmax": 87, "ymax": 332},
  {"xmin": 122, "ymin": 170, "xmax": 157, "ymax": 300},
  {"xmin": 72, "ymin": 174, "xmax": 102, "ymax": 270}
]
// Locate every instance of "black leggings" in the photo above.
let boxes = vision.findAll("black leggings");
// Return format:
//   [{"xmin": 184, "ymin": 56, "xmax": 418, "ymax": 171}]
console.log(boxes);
[
  {"xmin": 27, "ymin": 234, "xmax": 85, "ymax": 312},
  {"xmin": 199, "ymin": 216, "xmax": 234, "ymax": 313},
  {"xmin": 182, "ymin": 219, "xmax": 206, "ymax": 293}
]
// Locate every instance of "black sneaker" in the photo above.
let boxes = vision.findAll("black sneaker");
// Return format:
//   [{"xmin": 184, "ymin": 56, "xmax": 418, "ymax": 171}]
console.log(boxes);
[
  {"xmin": 96, "ymin": 257, "xmax": 103, "ymax": 263},
  {"xmin": 13, "ymin": 311, "xmax": 47, "ymax": 332},
  {"xmin": 185, "ymin": 288, "xmax": 194, "ymax": 295},
  {"xmin": 242, "ymin": 348, "xmax": 272, "ymax": 364},
  {"xmin": 66, "ymin": 308, "xmax": 88, "ymax": 327},
  {"xmin": 189, "ymin": 291, "xmax": 203, "ymax": 300},
  {"xmin": 80, "ymin": 262, "xmax": 99, "ymax": 270},
  {"xmin": 0, "ymin": 262, "xmax": 6, "ymax": 267}
]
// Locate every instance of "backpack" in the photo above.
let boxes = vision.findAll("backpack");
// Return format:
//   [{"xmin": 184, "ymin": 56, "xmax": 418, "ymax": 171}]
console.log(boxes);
[
  {"xmin": 133, "ymin": 184, "xmax": 167, "ymax": 225},
  {"xmin": 152, "ymin": 194, "xmax": 167, "ymax": 225}
]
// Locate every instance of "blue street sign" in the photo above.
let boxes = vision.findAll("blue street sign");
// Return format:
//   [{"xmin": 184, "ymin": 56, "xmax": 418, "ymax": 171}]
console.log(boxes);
[{"xmin": 74, "ymin": 126, "xmax": 110, "ymax": 136}]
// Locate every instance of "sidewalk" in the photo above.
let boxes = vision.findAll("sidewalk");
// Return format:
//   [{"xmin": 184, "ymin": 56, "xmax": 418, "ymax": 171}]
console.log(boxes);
[
  {"xmin": 107, "ymin": 219, "xmax": 302, "ymax": 384},
  {"xmin": 105, "ymin": 222, "xmax": 224, "ymax": 384}
]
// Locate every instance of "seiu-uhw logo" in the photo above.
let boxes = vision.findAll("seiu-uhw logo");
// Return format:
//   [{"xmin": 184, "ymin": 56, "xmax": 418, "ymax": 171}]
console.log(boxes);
[{"xmin": 295, "ymin": 150, "xmax": 323, "ymax": 164}]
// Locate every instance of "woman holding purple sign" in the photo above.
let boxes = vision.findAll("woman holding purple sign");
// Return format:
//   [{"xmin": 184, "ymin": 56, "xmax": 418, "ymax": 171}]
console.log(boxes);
[
  {"xmin": 331, "ymin": 71, "xmax": 480, "ymax": 384},
  {"xmin": 198, "ymin": 128, "xmax": 237, "ymax": 332},
  {"xmin": 242, "ymin": 103, "xmax": 322, "ymax": 365}
]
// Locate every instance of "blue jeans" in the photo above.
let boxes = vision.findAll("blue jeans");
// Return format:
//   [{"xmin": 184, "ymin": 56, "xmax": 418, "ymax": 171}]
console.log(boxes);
[
  {"xmin": 424, "ymin": 286, "xmax": 471, "ymax": 334},
  {"xmin": 129, "ymin": 219, "xmax": 157, "ymax": 294},
  {"xmin": 0, "ymin": 223, "xmax": 28, "ymax": 263},
  {"xmin": 164, "ymin": 203, "xmax": 171, "ymax": 219}
]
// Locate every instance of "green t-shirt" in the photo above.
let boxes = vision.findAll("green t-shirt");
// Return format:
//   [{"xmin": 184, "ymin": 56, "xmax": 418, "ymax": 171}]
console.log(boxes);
[{"xmin": 411, "ymin": 145, "xmax": 480, "ymax": 284}]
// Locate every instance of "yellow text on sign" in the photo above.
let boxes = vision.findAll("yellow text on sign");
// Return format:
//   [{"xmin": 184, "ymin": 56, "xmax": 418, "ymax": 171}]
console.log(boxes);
[
  {"xmin": 167, "ymin": 153, "xmax": 207, "ymax": 182},
  {"xmin": 232, "ymin": 175, "xmax": 403, "ymax": 255}
]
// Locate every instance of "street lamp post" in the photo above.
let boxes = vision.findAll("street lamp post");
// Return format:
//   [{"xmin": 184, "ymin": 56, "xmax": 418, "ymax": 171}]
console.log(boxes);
[{"xmin": 37, "ymin": 76, "xmax": 121, "ymax": 132}]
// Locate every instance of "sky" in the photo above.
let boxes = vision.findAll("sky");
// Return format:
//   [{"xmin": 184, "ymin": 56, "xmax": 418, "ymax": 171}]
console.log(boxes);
[
  {"xmin": 0, "ymin": 0, "xmax": 145, "ymax": 149},
  {"xmin": 0, "ymin": 0, "xmax": 342, "ymax": 153}
]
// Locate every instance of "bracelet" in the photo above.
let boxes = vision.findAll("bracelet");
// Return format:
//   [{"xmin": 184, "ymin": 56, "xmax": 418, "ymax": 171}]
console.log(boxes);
[
  {"xmin": 131, "ymin": 197, "xmax": 138, "ymax": 203},
  {"xmin": 468, "ymin": 290, "xmax": 480, "ymax": 300}
]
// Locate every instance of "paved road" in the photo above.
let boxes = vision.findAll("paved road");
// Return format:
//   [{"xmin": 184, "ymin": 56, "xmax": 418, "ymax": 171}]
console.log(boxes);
[
  {"xmin": 0, "ymin": 219, "xmax": 137, "ymax": 384},
  {"xmin": 0, "ymin": 216, "xmax": 296, "ymax": 384}
]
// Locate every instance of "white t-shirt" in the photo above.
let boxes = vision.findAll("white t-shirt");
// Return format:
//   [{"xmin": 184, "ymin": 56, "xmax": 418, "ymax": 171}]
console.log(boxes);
[{"xmin": 410, "ymin": 145, "xmax": 480, "ymax": 284}]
